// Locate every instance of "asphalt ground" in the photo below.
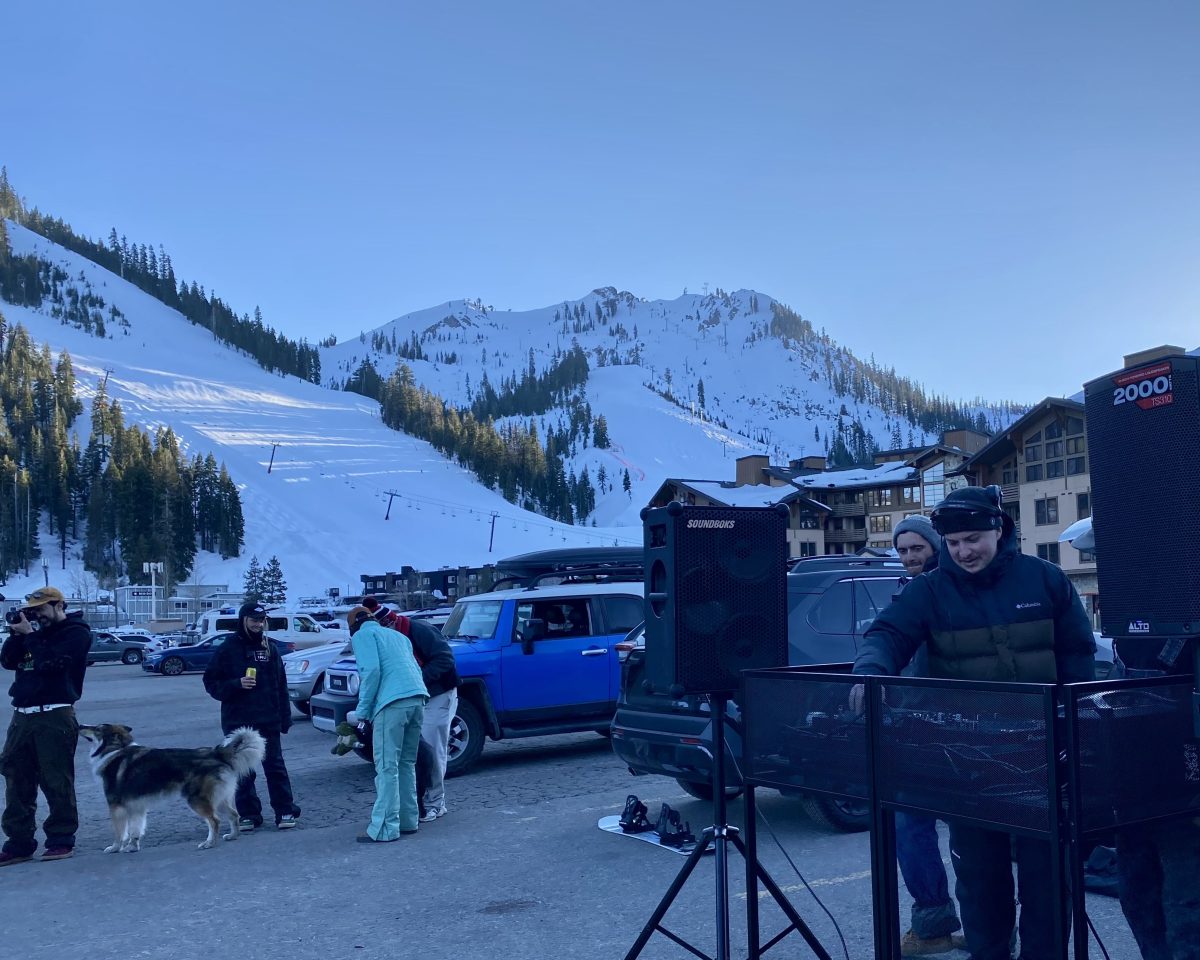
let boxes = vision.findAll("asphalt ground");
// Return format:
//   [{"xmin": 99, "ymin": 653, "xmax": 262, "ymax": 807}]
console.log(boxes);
[{"xmin": 0, "ymin": 665, "xmax": 1141, "ymax": 960}]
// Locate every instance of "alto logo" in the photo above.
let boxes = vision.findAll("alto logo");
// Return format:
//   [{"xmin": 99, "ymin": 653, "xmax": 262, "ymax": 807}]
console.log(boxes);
[
  {"xmin": 686, "ymin": 519, "xmax": 736, "ymax": 530},
  {"xmin": 1015, "ymin": 602, "xmax": 1042, "ymax": 610},
  {"xmin": 1128, "ymin": 620, "xmax": 1151, "ymax": 634}
]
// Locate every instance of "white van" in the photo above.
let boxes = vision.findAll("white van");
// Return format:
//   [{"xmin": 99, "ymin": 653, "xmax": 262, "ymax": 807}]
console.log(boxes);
[{"xmin": 191, "ymin": 608, "xmax": 330, "ymax": 650}]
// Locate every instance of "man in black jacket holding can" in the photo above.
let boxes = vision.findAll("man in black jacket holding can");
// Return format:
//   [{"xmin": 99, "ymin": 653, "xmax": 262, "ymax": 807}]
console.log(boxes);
[
  {"xmin": 203, "ymin": 601, "xmax": 300, "ymax": 831},
  {"xmin": 0, "ymin": 586, "xmax": 92, "ymax": 866}
]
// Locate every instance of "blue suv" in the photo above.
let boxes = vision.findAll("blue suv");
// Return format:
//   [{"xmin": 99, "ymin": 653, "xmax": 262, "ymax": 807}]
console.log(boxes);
[{"xmin": 310, "ymin": 580, "xmax": 644, "ymax": 776}]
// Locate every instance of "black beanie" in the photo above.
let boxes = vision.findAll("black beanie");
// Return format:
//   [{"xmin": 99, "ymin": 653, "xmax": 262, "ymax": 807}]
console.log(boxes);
[{"xmin": 931, "ymin": 486, "xmax": 1005, "ymax": 535}]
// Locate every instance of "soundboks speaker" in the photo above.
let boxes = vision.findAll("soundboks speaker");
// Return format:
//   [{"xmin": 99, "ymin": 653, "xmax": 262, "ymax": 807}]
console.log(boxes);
[
  {"xmin": 1083, "ymin": 352, "xmax": 1200, "ymax": 640},
  {"xmin": 640, "ymin": 502, "xmax": 789, "ymax": 695}
]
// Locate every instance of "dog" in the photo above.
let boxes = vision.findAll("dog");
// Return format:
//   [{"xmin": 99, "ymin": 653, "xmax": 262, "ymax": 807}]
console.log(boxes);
[{"xmin": 79, "ymin": 724, "xmax": 265, "ymax": 852}]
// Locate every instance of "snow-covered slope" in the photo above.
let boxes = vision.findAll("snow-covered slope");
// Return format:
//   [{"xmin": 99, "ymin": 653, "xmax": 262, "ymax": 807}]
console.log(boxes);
[
  {"xmin": 2, "ymin": 222, "xmax": 1022, "ymax": 603},
  {"xmin": 2, "ymin": 223, "xmax": 646, "ymax": 599}
]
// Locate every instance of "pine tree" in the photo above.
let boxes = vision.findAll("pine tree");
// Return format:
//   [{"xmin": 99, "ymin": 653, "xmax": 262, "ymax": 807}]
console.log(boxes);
[
  {"xmin": 242, "ymin": 556, "xmax": 264, "ymax": 603},
  {"xmin": 261, "ymin": 555, "xmax": 287, "ymax": 605},
  {"xmin": 622, "ymin": 468, "xmax": 632, "ymax": 499}
]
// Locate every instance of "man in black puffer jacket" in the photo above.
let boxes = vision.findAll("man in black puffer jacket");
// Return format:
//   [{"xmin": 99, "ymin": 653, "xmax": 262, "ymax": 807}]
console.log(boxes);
[
  {"xmin": 203, "ymin": 602, "xmax": 300, "ymax": 830},
  {"xmin": 853, "ymin": 486, "xmax": 1095, "ymax": 960},
  {"xmin": 0, "ymin": 586, "xmax": 92, "ymax": 866}
]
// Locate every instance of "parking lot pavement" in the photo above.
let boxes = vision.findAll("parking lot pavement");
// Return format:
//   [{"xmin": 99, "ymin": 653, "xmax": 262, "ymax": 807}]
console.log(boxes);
[{"xmin": 0, "ymin": 665, "xmax": 1141, "ymax": 960}]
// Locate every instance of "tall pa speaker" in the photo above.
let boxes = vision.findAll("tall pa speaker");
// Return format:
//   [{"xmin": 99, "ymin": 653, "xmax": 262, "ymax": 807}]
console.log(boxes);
[
  {"xmin": 1083, "ymin": 352, "xmax": 1200, "ymax": 640},
  {"xmin": 640, "ymin": 502, "xmax": 789, "ymax": 695}
]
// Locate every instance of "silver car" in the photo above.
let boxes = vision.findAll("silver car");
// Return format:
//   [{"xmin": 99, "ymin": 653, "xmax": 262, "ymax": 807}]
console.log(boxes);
[{"xmin": 283, "ymin": 640, "xmax": 352, "ymax": 717}]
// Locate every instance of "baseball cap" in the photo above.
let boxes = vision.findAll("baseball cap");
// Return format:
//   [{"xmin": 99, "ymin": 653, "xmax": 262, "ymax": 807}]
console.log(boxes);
[
  {"xmin": 238, "ymin": 601, "xmax": 268, "ymax": 620},
  {"xmin": 24, "ymin": 586, "xmax": 65, "ymax": 608}
]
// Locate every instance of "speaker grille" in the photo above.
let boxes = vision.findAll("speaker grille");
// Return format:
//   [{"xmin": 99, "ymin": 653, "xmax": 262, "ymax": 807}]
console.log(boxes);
[{"xmin": 1084, "ymin": 355, "xmax": 1200, "ymax": 636}]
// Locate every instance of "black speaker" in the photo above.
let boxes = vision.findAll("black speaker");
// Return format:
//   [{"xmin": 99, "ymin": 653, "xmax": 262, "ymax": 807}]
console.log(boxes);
[
  {"xmin": 1083, "ymin": 353, "xmax": 1200, "ymax": 640},
  {"xmin": 641, "ymin": 502, "xmax": 789, "ymax": 695}
]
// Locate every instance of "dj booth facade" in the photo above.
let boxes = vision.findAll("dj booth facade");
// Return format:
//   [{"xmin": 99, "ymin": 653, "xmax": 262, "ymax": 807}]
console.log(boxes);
[{"xmin": 740, "ymin": 667, "xmax": 1200, "ymax": 959}]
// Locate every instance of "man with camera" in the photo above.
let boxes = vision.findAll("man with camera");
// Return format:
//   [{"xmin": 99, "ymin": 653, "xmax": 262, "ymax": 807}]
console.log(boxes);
[
  {"xmin": 0, "ymin": 586, "xmax": 92, "ymax": 866},
  {"xmin": 851, "ymin": 487, "xmax": 1096, "ymax": 960}
]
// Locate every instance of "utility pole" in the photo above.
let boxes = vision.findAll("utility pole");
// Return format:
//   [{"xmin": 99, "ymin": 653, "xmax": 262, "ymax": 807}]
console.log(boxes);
[
  {"xmin": 488, "ymin": 511, "xmax": 499, "ymax": 552},
  {"xmin": 267, "ymin": 443, "xmax": 280, "ymax": 474},
  {"xmin": 384, "ymin": 491, "xmax": 399, "ymax": 520}
]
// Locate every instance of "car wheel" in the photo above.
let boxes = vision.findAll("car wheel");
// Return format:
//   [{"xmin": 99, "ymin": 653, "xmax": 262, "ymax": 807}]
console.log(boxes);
[
  {"xmin": 121, "ymin": 649, "xmax": 143, "ymax": 665},
  {"xmin": 161, "ymin": 657, "xmax": 185, "ymax": 677},
  {"xmin": 445, "ymin": 699, "xmax": 485, "ymax": 778},
  {"xmin": 800, "ymin": 795, "xmax": 870, "ymax": 833},
  {"xmin": 675, "ymin": 778, "xmax": 744, "ymax": 802}
]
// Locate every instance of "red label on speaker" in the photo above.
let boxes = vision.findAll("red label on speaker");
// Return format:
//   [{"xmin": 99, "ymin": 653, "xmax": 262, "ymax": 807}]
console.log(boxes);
[{"xmin": 1111, "ymin": 361, "xmax": 1173, "ymax": 411}]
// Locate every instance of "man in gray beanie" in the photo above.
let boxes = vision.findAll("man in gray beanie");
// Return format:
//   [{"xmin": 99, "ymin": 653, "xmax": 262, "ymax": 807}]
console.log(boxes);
[
  {"xmin": 893, "ymin": 516, "xmax": 941, "ymax": 581},
  {"xmin": 889, "ymin": 516, "xmax": 964, "ymax": 955}
]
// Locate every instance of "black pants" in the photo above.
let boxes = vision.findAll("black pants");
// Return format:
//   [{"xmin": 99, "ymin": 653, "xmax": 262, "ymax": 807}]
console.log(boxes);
[
  {"xmin": 231, "ymin": 727, "xmax": 298, "ymax": 826},
  {"xmin": 1, "ymin": 708, "xmax": 80, "ymax": 855},
  {"xmin": 1116, "ymin": 817, "xmax": 1200, "ymax": 960},
  {"xmin": 950, "ymin": 823, "xmax": 1062, "ymax": 960}
]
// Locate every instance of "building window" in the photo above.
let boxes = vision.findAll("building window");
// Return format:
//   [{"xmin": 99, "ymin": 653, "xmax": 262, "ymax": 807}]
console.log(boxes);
[
  {"xmin": 1045, "ymin": 460, "xmax": 1064, "ymax": 479},
  {"xmin": 1067, "ymin": 457, "xmax": 1086, "ymax": 475},
  {"xmin": 1044, "ymin": 421, "xmax": 1064, "ymax": 440},
  {"xmin": 869, "ymin": 515, "xmax": 892, "ymax": 534},
  {"xmin": 1026, "ymin": 464, "xmax": 1043, "ymax": 482},
  {"xmin": 1045, "ymin": 441, "xmax": 1063, "ymax": 459},
  {"xmin": 1066, "ymin": 416, "xmax": 1084, "ymax": 436},
  {"xmin": 1037, "ymin": 543, "xmax": 1061, "ymax": 564},
  {"xmin": 796, "ymin": 541, "xmax": 817, "ymax": 558},
  {"xmin": 1025, "ymin": 444, "xmax": 1041, "ymax": 463},
  {"xmin": 867, "ymin": 489, "xmax": 893, "ymax": 508},
  {"xmin": 1077, "ymin": 493, "xmax": 1090, "ymax": 519},
  {"xmin": 1035, "ymin": 497, "xmax": 1059, "ymax": 525},
  {"xmin": 1078, "ymin": 549, "xmax": 1096, "ymax": 563},
  {"xmin": 902, "ymin": 486, "xmax": 920, "ymax": 504},
  {"xmin": 1001, "ymin": 459, "xmax": 1018, "ymax": 485},
  {"xmin": 1066, "ymin": 437, "xmax": 1086, "ymax": 455}
]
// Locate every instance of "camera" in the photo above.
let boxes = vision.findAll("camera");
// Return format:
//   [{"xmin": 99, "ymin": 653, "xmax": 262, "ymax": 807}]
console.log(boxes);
[{"xmin": 5, "ymin": 608, "xmax": 24, "ymax": 625}]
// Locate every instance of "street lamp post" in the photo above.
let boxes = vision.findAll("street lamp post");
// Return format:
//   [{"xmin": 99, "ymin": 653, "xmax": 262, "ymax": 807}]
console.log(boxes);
[{"xmin": 40, "ymin": 557, "xmax": 48, "ymax": 588}]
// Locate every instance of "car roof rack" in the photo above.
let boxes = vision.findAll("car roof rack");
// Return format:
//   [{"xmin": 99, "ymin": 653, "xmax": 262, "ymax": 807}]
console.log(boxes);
[{"xmin": 787, "ymin": 555, "xmax": 903, "ymax": 572}]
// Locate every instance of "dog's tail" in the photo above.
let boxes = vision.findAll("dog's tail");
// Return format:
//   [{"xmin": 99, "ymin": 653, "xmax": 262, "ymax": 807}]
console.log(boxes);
[{"xmin": 218, "ymin": 727, "xmax": 266, "ymax": 777}]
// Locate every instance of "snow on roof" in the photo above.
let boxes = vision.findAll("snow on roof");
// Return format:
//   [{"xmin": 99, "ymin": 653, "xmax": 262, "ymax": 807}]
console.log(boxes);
[
  {"xmin": 673, "ymin": 480, "xmax": 804, "ymax": 508},
  {"xmin": 790, "ymin": 461, "xmax": 916, "ymax": 491}
]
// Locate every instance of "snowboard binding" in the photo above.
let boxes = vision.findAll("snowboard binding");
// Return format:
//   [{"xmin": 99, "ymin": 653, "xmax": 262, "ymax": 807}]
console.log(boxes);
[
  {"xmin": 619, "ymin": 794, "xmax": 654, "ymax": 834},
  {"xmin": 655, "ymin": 802, "xmax": 695, "ymax": 848}
]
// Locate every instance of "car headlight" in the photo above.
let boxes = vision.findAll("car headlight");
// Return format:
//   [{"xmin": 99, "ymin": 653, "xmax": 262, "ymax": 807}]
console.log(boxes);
[
  {"xmin": 347, "ymin": 674, "xmax": 360, "ymax": 695},
  {"xmin": 285, "ymin": 660, "xmax": 310, "ymax": 675}
]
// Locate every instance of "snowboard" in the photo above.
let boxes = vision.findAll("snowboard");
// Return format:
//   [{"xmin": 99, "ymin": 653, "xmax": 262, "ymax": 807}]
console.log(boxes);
[{"xmin": 597, "ymin": 815, "xmax": 712, "ymax": 857}]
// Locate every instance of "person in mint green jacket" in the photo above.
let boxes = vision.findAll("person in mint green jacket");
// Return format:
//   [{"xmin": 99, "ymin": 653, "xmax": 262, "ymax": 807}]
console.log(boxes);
[{"xmin": 347, "ymin": 607, "xmax": 428, "ymax": 842}]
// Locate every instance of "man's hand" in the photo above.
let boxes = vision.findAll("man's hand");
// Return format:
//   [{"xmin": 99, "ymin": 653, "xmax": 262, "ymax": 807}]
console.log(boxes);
[
  {"xmin": 848, "ymin": 684, "xmax": 866, "ymax": 716},
  {"xmin": 9, "ymin": 612, "xmax": 33, "ymax": 636},
  {"xmin": 239, "ymin": 676, "xmax": 257, "ymax": 689}
]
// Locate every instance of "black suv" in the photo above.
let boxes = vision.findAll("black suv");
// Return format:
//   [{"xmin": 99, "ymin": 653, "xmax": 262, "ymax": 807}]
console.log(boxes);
[{"xmin": 610, "ymin": 555, "xmax": 904, "ymax": 832}]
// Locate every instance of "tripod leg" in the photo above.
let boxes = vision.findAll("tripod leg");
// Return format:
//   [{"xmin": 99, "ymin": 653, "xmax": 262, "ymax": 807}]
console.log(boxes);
[
  {"xmin": 731, "ymin": 832, "xmax": 834, "ymax": 960},
  {"xmin": 623, "ymin": 832, "xmax": 714, "ymax": 960}
]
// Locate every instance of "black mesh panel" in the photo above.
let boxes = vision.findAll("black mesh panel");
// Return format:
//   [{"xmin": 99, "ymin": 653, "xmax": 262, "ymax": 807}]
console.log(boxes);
[{"xmin": 875, "ymin": 679, "xmax": 1053, "ymax": 833}]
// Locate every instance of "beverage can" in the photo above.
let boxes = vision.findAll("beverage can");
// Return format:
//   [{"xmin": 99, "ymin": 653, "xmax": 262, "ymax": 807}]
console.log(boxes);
[{"xmin": 245, "ymin": 667, "xmax": 257, "ymax": 679}]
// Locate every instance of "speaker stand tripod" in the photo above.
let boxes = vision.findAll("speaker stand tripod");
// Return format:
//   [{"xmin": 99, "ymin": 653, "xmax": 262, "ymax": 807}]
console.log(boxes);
[{"xmin": 622, "ymin": 697, "xmax": 833, "ymax": 960}]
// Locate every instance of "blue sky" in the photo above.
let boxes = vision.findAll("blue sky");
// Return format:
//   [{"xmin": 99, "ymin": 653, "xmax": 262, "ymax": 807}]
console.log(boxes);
[{"xmin": 4, "ymin": 1, "xmax": 1197, "ymax": 402}]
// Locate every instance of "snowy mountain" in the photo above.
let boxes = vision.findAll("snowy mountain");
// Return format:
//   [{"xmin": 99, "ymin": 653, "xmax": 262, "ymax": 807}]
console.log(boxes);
[{"xmin": 0, "ymin": 220, "xmax": 1019, "ymax": 601}]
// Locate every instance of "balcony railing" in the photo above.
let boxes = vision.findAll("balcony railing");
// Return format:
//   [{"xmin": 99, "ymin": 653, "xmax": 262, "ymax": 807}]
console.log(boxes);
[
  {"xmin": 830, "ymin": 503, "xmax": 866, "ymax": 518},
  {"xmin": 824, "ymin": 528, "xmax": 867, "ymax": 544}
]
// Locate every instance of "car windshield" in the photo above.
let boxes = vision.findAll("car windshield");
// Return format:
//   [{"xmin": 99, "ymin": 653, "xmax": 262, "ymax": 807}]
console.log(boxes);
[{"xmin": 442, "ymin": 600, "xmax": 503, "ymax": 641}]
